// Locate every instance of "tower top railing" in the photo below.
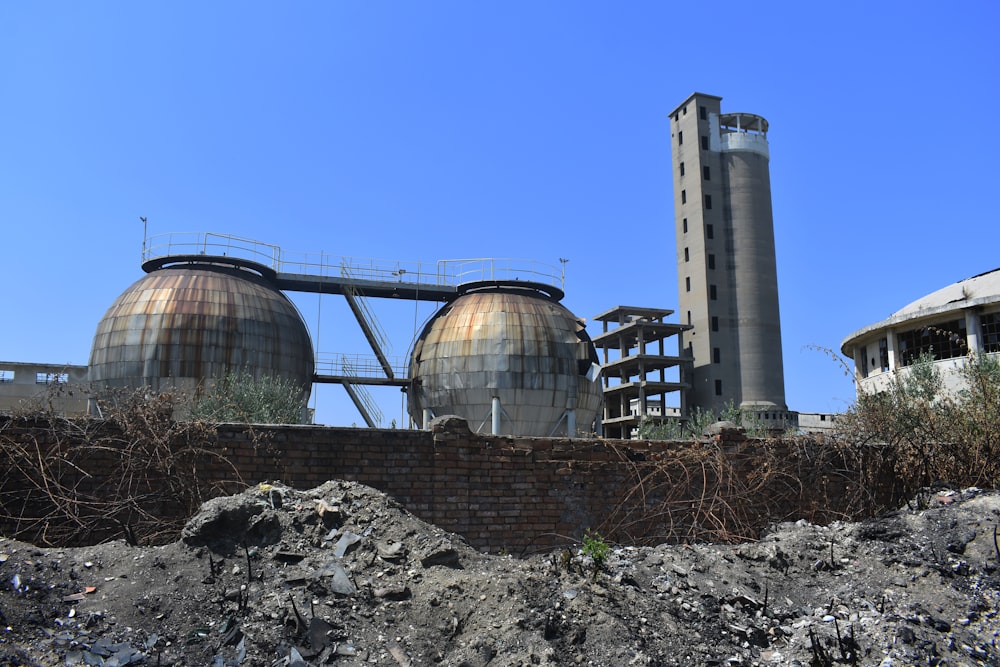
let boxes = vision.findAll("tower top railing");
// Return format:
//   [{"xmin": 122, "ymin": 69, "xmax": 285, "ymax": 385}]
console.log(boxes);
[{"xmin": 141, "ymin": 231, "xmax": 564, "ymax": 291}]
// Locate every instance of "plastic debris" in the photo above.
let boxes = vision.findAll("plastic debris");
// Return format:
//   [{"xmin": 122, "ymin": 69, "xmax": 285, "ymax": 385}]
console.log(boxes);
[{"xmin": 333, "ymin": 531, "xmax": 362, "ymax": 558}]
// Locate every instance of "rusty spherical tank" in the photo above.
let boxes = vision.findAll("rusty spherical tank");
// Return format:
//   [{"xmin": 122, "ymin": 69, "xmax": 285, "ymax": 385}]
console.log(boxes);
[
  {"xmin": 407, "ymin": 281, "xmax": 601, "ymax": 436},
  {"xmin": 88, "ymin": 260, "xmax": 314, "ymax": 396}
]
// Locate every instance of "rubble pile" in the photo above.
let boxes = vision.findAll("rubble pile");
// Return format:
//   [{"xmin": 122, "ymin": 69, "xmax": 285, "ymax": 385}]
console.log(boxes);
[{"xmin": 0, "ymin": 481, "xmax": 997, "ymax": 666}]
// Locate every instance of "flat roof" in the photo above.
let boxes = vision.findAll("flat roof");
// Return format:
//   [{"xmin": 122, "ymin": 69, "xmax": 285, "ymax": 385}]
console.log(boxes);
[
  {"xmin": 593, "ymin": 305, "xmax": 675, "ymax": 322},
  {"xmin": 669, "ymin": 92, "xmax": 722, "ymax": 117}
]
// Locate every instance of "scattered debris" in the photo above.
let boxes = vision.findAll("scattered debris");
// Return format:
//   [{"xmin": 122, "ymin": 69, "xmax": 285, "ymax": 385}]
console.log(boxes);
[{"xmin": 0, "ymin": 481, "xmax": 997, "ymax": 665}]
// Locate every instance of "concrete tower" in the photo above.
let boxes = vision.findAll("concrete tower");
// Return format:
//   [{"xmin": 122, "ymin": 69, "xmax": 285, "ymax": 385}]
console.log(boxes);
[{"xmin": 669, "ymin": 92, "xmax": 787, "ymax": 415}]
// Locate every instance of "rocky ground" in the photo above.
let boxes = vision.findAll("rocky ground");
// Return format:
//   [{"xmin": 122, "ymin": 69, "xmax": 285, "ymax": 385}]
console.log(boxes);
[{"xmin": 0, "ymin": 480, "xmax": 997, "ymax": 666}]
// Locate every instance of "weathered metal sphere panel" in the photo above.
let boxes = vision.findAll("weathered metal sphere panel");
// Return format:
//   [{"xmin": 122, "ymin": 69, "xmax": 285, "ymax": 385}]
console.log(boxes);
[
  {"xmin": 88, "ymin": 266, "xmax": 314, "ymax": 393},
  {"xmin": 407, "ymin": 287, "xmax": 601, "ymax": 436}
]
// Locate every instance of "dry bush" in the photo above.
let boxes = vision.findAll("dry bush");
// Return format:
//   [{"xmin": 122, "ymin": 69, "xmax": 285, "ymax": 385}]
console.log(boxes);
[
  {"xmin": 834, "ymin": 351, "xmax": 1000, "ymax": 504},
  {"xmin": 600, "ymin": 434, "xmax": 880, "ymax": 545},
  {"xmin": 607, "ymin": 351, "xmax": 1000, "ymax": 546},
  {"xmin": 0, "ymin": 388, "xmax": 249, "ymax": 547}
]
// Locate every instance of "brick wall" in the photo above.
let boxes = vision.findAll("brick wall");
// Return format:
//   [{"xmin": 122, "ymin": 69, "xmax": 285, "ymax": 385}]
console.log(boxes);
[{"xmin": 0, "ymin": 417, "xmax": 865, "ymax": 553}]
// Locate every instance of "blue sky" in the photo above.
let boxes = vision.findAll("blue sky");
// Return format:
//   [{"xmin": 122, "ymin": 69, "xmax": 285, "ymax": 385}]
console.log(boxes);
[{"xmin": 3, "ymin": 1, "xmax": 997, "ymax": 426}]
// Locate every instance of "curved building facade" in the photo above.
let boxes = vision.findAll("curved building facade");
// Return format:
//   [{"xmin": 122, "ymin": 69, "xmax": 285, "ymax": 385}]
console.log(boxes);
[
  {"xmin": 407, "ymin": 282, "xmax": 602, "ymax": 437},
  {"xmin": 841, "ymin": 268, "xmax": 1000, "ymax": 395},
  {"xmin": 89, "ymin": 260, "xmax": 314, "ymax": 396}
]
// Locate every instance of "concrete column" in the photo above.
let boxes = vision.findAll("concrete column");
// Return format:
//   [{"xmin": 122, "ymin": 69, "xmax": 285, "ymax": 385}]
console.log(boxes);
[
  {"xmin": 886, "ymin": 330, "xmax": 898, "ymax": 372},
  {"xmin": 965, "ymin": 310, "xmax": 981, "ymax": 353}
]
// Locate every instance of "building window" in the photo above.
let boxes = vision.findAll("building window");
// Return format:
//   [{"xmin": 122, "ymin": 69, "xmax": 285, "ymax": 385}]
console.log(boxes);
[
  {"xmin": 699, "ymin": 105, "xmax": 707, "ymax": 120},
  {"xmin": 36, "ymin": 372, "xmax": 68, "ymax": 385},
  {"xmin": 879, "ymin": 337, "xmax": 889, "ymax": 371},
  {"xmin": 714, "ymin": 379, "xmax": 722, "ymax": 396},
  {"xmin": 683, "ymin": 247, "xmax": 690, "ymax": 262},
  {"xmin": 682, "ymin": 218, "xmax": 688, "ymax": 233},
  {"xmin": 683, "ymin": 105, "xmax": 687, "ymax": 115},
  {"xmin": 704, "ymin": 194, "xmax": 712, "ymax": 209},
  {"xmin": 703, "ymin": 166, "xmax": 710, "ymax": 181},
  {"xmin": 687, "ymin": 311, "xmax": 692, "ymax": 325},
  {"xmin": 859, "ymin": 350, "xmax": 869, "ymax": 378},
  {"xmin": 701, "ymin": 135, "xmax": 709, "ymax": 150},
  {"xmin": 708, "ymin": 254, "xmax": 715, "ymax": 270},
  {"xmin": 679, "ymin": 162, "xmax": 685, "ymax": 177},
  {"xmin": 0, "ymin": 369, "xmax": 13, "ymax": 384},
  {"xmin": 678, "ymin": 131, "xmax": 683, "ymax": 145},
  {"xmin": 709, "ymin": 285, "xmax": 717, "ymax": 300},
  {"xmin": 685, "ymin": 277, "xmax": 691, "ymax": 292},
  {"xmin": 711, "ymin": 316, "xmax": 719, "ymax": 332},
  {"xmin": 681, "ymin": 190, "xmax": 687, "ymax": 204},
  {"xmin": 897, "ymin": 319, "xmax": 968, "ymax": 366},
  {"xmin": 982, "ymin": 313, "xmax": 1000, "ymax": 352},
  {"xmin": 674, "ymin": 113, "xmax": 679, "ymax": 122},
  {"xmin": 706, "ymin": 224, "xmax": 714, "ymax": 239},
  {"xmin": 713, "ymin": 347, "xmax": 721, "ymax": 363}
]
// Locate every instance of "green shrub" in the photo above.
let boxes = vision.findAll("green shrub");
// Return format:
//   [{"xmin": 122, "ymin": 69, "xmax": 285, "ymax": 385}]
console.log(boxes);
[
  {"xmin": 837, "ymin": 351, "xmax": 1000, "ymax": 493},
  {"xmin": 188, "ymin": 369, "xmax": 308, "ymax": 425},
  {"xmin": 637, "ymin": 401, "xmax": 773, "ymax": 441}
]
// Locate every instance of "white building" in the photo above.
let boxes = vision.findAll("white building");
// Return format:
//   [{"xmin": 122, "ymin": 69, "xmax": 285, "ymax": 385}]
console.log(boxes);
[{"xmin": 841, "ymin": 268, "xmax": 1000, "ymax": 395}]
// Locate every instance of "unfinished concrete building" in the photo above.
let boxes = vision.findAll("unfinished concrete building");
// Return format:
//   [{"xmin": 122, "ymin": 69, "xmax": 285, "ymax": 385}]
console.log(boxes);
[
  {"xmin": 669, "ymin": 92, "xmax": 789, "ymax": 422},
  {"xmin": 592, "ymin": 306, "xmax": 691, "ymax": 438}
]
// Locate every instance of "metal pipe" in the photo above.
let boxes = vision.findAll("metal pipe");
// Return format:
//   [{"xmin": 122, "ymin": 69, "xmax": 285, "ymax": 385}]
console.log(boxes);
[{"xmin": 492, "ymin": 396, "xmax": 502, "ymax": 435}]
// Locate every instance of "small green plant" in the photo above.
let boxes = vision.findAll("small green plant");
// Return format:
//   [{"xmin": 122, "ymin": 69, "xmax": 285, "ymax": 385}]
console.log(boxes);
[{"xmin": 581, "ymin": 529, "xmax": 610, "ymax": 578}]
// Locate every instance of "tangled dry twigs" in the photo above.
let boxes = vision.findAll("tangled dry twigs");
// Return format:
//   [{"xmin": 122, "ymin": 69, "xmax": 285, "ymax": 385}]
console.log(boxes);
[
  {"xmin": 0, "ymin": 388, "xmax": 249, "ymax": 547},
  {"xmin": 599, "ymin": 433, "xmax": 899, "ymax": 546}
]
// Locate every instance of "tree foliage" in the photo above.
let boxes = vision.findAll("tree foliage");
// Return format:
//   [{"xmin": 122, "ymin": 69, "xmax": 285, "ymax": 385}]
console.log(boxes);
[
  {"xmin": 836, "ymin": 351, "xmax": 1000, "ymax": 493},
  {"xmin": 188, "ymin": 369, "xmax": 308, "ymax": 425}
]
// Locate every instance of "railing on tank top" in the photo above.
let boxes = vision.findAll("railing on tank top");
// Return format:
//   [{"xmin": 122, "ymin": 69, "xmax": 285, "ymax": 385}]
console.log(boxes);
[{"xmin": 141, "ymin": 232, "xmax": 565, "ymax": 290}]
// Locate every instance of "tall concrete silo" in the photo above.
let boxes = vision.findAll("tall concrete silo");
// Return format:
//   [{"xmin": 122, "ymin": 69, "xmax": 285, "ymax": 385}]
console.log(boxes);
[
  {"xmin": 88, "ymin": 258, "xmax": 314, "ymax": 399},
  {"xmin": 670, "ymin": 92, "xmax": 787, "ymax": 416},
  {"xmin": 406, "ymin": 281, "xmax": 602, "ymax": 437}
]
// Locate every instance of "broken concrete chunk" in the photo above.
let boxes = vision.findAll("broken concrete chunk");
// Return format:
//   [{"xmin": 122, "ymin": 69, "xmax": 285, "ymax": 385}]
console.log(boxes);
[
  {"xmin": 377, "ymin": 541, "xmax": 406, "ymax": 561},
  {"xmin": 374, "ymin": 584, "xmax": 412, "ymax": 600},
  {"xmin": 182, "ymin": 495, "xmax": 281, "ymax": 553},
  {"xmin": 315, "ymin": 499, "xmax": 342, "ymax": 525},
  {"xmin": 419, "ymin": 541, "xmax": 461, "ymax": 569}
]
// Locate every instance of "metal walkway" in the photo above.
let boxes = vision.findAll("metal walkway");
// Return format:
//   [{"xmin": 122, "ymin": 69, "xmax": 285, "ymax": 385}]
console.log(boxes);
[
  {"xmin": 139, "ymin": 232, "xmax": 566, "ymax": 424},
  {"xmin": 141, "ymin": 232, "xmax": 564, "ymax": 301}
]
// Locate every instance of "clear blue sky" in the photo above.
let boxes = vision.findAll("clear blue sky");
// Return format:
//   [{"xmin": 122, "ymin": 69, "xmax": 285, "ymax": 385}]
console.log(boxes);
[{"xmin": 3, "ymin": 2, "xmax": 997, "ymax": 426}]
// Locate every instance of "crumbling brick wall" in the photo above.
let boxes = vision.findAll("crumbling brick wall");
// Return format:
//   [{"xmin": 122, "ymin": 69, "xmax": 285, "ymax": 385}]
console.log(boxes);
[{"xmin": 0, "ymin": 416, "xmax": 866, "ymax": 553}]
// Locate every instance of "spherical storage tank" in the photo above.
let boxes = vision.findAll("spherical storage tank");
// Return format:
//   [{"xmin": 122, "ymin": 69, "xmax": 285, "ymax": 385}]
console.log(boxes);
[
  {"xmin": 88, "ymin": 259, "xmax": 314, "ymax": 397},
  {"xmin": 407, "ymin": 281, "xmax": 602, "ymax": 437}
]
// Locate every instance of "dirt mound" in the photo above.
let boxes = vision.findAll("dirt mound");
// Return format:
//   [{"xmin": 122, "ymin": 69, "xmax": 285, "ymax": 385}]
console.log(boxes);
[{"xmin": 0, "ymin": 481, "xmax": 997, "ymax": 666}]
